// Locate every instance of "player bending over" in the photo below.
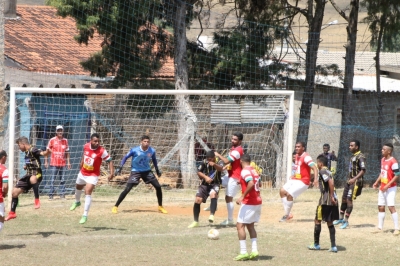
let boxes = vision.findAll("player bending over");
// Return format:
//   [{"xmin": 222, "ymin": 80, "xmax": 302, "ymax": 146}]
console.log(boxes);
[
  {"xmin": 214, "ymin": 132, "xmax": 244, "ymax": 226},
  {"xmin": 279, "ymin": 141, "xmax": 318, "ymax": 222},
  {"xmin": 0, "ymin": 150, "xmax": 9, "ymax": 232},
  {"xmin": 112, "ymin": 135, "xmax": 167, "ymax": 214},
  {"xmin": 5, "ymin": 137, "xmax": 50, "ymax": 221},
  {"xmin": 371, "ymin": 143, "xmax": 400, "ymax": 235},
  {"xmin": 308, "ymin": 155, "xmax": 339, "ymax": 253},
  {"xmin": 233, "ymin": 154, "xmax": 262, "ymax": 261},
  {"xmin": 69, "ymin": 133, "xmax": 114, "ymax": 224},
  {"xmin": 188, "ymin": 151, "xmax": 223, "ymax": 228}
]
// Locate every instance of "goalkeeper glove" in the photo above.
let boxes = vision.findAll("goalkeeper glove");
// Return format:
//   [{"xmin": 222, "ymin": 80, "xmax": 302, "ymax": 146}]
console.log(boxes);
[
  {"xmin": 156, "ymin": 169, "xmax": 162, "ymax": 177},
  {"xmin": 115, "ymin": 167, "xmax": 122, "ymax": 176}
]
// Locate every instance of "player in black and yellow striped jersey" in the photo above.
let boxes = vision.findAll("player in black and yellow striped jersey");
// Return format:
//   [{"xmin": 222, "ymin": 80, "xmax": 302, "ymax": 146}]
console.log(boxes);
[
  {"xmin": 308, "ymin": 155, "xmax": 339, "ymax": 253},
  {"xmin": 188, "ymin": 151, "xmax": 223, "ymax": 228},
  {"xmin": 5, "ymin": 137, "xmax": 50, "ymax": 221}
]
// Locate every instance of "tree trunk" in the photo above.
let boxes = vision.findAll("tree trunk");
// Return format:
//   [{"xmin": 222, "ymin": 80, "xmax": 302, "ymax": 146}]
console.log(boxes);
[
  {"xmin": 376, "ymin": 13, "xmax": 386, "ymax": 160},
  {"xmin": 173, "ymin": 0, "xmax": 197, "ymax": 188},
  {"xmin": 335, "ymin": 0, "xmax": 360, "ymax": 181},
  {"xmin": 296, "ymin": 0, "xmax": 326, "ymax": 143}
]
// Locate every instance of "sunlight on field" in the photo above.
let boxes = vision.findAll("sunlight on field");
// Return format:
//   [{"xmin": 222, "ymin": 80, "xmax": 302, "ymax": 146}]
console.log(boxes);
[{"xmin": 0, "ymin": 188, "xmax": 399, "ymax": 265}]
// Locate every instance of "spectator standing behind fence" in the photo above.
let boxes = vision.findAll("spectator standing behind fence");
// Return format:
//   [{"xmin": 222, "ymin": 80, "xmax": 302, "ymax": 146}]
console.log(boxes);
[
  {"xmin": 44, "ymin": 125, "xmax": 71, "ymax": 200},
  {"xmin": 319, "ymin": 144, "xmax": 337, "ymax": 172}
]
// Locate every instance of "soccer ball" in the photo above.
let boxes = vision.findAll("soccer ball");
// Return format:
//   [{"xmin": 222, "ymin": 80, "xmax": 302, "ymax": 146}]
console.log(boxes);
[{"xmin": 207, "ymin": 229, "xmax": 220, "ymax": 240}]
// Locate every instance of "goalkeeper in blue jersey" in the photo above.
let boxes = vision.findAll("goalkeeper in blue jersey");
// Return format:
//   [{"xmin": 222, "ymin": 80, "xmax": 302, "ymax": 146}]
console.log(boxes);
[{"xmin": 112, "ymin": 135, "xmax": 167, "ymax": 214}]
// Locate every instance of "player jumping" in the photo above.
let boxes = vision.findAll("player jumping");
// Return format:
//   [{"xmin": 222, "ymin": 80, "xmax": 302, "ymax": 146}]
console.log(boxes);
[
  {"xmin": 112, "ymin": 135, "xmax": 167, "ymax": 214},
  {"xmin": 69, "ymin": 133, "xmax": 114, "ymax": 224}
]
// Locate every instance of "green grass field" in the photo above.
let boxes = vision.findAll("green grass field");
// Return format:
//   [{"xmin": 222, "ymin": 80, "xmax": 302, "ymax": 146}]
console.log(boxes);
[{"xmin": 1, "ymin": 188, "xmax": 398, "ymax": 265}]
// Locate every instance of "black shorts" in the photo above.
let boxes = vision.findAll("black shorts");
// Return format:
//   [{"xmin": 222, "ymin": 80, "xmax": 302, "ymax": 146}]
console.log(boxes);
[
  {"xmin": 196, "ymin": 184, "xmax": 220, "ymax": 203},
  {"xmin": 315, "ymin": 205, "xmax": 339, "ymax": 222},
  {"xmin": 16, "ymin": 173, "xmax": 42, "ymax": 192},
  {"xmin": 127, "ymin": 171, "xmax": 156, "ymax": 185},
  {"xmin": 342, "ymin": 181, "xmax": 362, "ymax": 201}
]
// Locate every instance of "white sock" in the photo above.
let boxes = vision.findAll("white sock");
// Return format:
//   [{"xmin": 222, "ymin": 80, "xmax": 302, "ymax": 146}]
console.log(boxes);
[
  {"xmin": 83, "ymin": 195, "xmax": 92, "ymax": 217},
  {"xmin": 392, "ymin": 212, "xmax": 399, "ymax": 230},
  {"xmin": 75, "ymin": 189, "xmax": 83, "ymax": 203},
  {"xmin": 0, "ymin": 222, "xmax": 3, "ymax": 233},
  {"xmin": 286, "ymin": 200, "xmax": 294, "ymax": 216},
  {"xmin": 227, "ymin": 202, "xmax": 234, "ymax": 221},
  {"xmin": 378, "ymin": 212, "xmax": 385, "ymax": 229},
  {"xmin": 281, "ymin": 197, "xmax": 288, "ymax": 214},
  {"xmin": 251, "ymin": 238, "xmax": 258, "ymax": 252},
  {"xmin": 239, "ymin": 240, "xmax": 247, "ymax": 254}
]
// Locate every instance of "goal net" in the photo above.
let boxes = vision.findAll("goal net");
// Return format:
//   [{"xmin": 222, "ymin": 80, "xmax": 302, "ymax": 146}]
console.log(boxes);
[{"xmin": 5, "ymin": 88, "xmax": 294, "ymax": 201}]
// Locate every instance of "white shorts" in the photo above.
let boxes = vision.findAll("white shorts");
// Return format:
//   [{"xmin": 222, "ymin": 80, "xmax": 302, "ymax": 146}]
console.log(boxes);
[
  {"xmin": 0, "ymin": 202, "xmax": 4, "ymax": 217},
  {"xmin": 282, "ymin": 179, "xmax": 308, "ymax": 199},
  {"xmin": 76, "ymin": 172, "xmax": 99, "ymax": 186},
  {"xmin": 378, "ymin": 186, "xmax": 397, "ymax": 206},
  {"xmin": 225, "ymin": 177, "xmax": 240, "ymax": 197},
  {"xmin": 237, "ymin": 204, "xmax": 262, "ymax": 224}
]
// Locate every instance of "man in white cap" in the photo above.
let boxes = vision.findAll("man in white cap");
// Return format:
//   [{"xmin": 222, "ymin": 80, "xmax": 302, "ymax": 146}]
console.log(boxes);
[{"xmin": 44, "ymin": 125, "xmax": 71, "ymax": 200}]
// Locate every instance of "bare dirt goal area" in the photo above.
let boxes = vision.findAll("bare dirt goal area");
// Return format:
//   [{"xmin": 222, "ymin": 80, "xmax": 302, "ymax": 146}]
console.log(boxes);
[{"xmin": 0, "ymin": 188, "xmax": 398, "ymax": 265}]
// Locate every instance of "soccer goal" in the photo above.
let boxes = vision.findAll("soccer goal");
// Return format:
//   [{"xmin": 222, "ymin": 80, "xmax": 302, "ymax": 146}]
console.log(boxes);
[{"xmin": 6, "ymin": 88, "xmax": 294, "ymax": 202}]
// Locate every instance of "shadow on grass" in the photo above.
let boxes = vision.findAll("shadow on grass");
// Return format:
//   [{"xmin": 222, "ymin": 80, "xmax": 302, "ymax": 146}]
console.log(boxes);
[
  {"xmin": 351, "ymin": 223, "xmax": 374, "ymax": 228},
  {"xmin": 0, "ymin": 244, "xmax": 26, "ymax": 250},
  {"xmin": 9, "ymin": 231, "xmax": 65, "ymax": 238},
  {"xmin": 290, "ymin": 219, "xmax": 315, "ymax": 223},
  {"xmin": 83, "ymin": 226, "xmax": 128, "ymax": 232},
  {"xmin": 337, "ymin": 246, "xmax": 346, "ymax": 251},
  {"xmin": 121, "ymin": 209, "xmax": 158, "ymax": 213},
  {"xmin": 258, "ymin": 255, "xmax": 274, "ymax": 261}
]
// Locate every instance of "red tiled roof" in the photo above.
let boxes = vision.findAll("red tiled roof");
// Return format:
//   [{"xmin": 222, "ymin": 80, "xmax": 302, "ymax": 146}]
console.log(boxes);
[{"xmin": 5, "ymin": 5, "xmax": 174, "ymax": 78}]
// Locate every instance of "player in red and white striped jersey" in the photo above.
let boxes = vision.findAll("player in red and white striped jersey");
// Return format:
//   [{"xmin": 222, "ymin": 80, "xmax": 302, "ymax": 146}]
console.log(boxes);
[
  {"xmin": 233, "ymin": 154, "xmax": 262, "ymax": 261},
  {"xmin": 279, "ymin": 141, "xmax": 318, "ymax": 222},
  {"xmin": 0, "ymin": 150, "xmax": 8, "ymax": 234},
  {"xmin": 69, "ymin": 133, "xmax": 114, "ymax": 224},
  {"xmin": 372, "ymin": 143, "xmax": 400, "ymax": 235}
]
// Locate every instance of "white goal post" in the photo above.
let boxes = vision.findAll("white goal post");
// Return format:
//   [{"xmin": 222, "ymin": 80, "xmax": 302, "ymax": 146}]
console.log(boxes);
[{"xmin": 7, "ymin": 88, "xmax": 294, "ymax": 204}]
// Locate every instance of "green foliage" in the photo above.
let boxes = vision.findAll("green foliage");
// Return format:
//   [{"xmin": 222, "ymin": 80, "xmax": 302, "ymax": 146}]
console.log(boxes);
[
  {"xmin": 361, "ymin": 0, "xmax": 400, "ymax": 52},
  {"xmin": 47, "ymin": 0, "xmax": 173, "ymax": 88}
]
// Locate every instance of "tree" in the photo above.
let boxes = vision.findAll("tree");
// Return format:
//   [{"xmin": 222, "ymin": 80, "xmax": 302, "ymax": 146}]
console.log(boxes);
[
  {"xmin": 47, "ymin": 0, "xmax": 173, "ymax": 88},
  {"xmin": 328, "ymin": 0, "xmax": 360, "ymax": 179},
  {"xmin": 362, "ymin": 0, "xmax": 400, "ymax": 159}
]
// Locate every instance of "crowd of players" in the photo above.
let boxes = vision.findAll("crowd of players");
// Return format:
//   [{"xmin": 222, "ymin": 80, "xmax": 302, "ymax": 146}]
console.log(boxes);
[{"xmin": 0, "ymin": 126, "xmax": 398, "ymax": 261}]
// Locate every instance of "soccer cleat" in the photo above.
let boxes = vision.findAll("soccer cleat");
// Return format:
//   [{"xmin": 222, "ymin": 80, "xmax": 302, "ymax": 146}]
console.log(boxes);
[
  {"xmin": 158, "ymin": 206, "xmax": 168, "ymax": 214},
  {"xmin": 48, "ymin": 196, "xmax": 53, "ymax": 201},
  {"xmin": 371, "ymin": 228, "xmax": 383, "ymax": 234},
  {"xmin": 328, "ymin": 246, "xmax": 338, "ymax": 253},
  {"xmin": 34, "ymin": 199, "xmax": 41, "ymax": 209},
  {"xmin": 208, "ymin": 215, "xmax": 214, "ymax": 223},
  {"xmin": 187, "ymin": 221, "xmax": 199, "ymax": 228},
  {"xmin": 204, "ymin": 206, "xmax": 210, "ymax": 211},
  {"xmin": 79, "ymin": 216, "xmax": 87, "ymax": 224},
  {"xmin": 5, "ymin": 212, "xmax": 17, "ymax": 221},
  {"xmin": 307, "ymin": 244, "xmax": 321, "ymax": 250},
  {"xmin": 112, "ymin": 206, "xmax": 118, "ymax": 214},
  {"xmin": 70, "ymin": 202, "xmax": 81, "ymax": 211},
  {"xmin": 233, "ymin": 253, "xmax": 250, "ymax": 261},
  {"xmin": 279, "ymin": 213, "xmax": 293, "ymax": 222},
  {"xmin": 249, "ymin": 251, "xmax": 259, "ymax": 260},
  {"xmin": 333, "ymin": 219, "xmax": 344, "ymax": 225},
  {"xmin": 340, "ymin": 221, "xmax": 349, "ymax": 229},
  {"xmin": 220, "ymin": 219, "xmax": 235, "ymax": 226},
  {"xmin": 394, "ymin": 230, "xmax": 400, "ymax": 236}
]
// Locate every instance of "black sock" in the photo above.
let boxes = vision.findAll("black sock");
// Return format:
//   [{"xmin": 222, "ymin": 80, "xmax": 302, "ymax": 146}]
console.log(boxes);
[
  {"xmin": 115, "ymin": 184, "xmax": 134, "ymax": 207},
  {"xmin": 328, "ymin": 225, "xmax": 336, "ymax": 247},
  {"xmin": 210, "ymin": 198, "xmax": 217, "ymax": 215},
  {"xmin": 314, "ymin": 224, "xmax": 321, "ymax": 245},
  {"xmin": 149, "ymin": 179, "xmax": 163, "ymax": 206},
  {"xmin": 11, "ymin": 197, "xmax": 18, "ymax": 212},
  {"xmin": 193, "ymin": 203, "xmax": 201, "ymax": 222},
  {"xmin": 33, "ymin": 182, "xmax": 40, "ymax": 199}
]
